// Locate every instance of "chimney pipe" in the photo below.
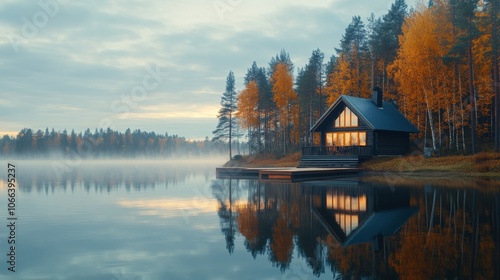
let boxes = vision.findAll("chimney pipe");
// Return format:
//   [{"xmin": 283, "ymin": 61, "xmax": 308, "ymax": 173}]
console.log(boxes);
[{"xmin": 371, "ymin": 87, "xmax": 383, "ymax": 108}]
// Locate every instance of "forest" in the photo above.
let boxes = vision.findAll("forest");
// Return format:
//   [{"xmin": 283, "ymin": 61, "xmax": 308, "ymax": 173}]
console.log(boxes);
[
  {"xmin": 213, "ymin": 0, "xmax": 500, "ymax": 157},
  {"xmin": 0, "ymin": 127, "xmax": 227, "ymax": 158}
]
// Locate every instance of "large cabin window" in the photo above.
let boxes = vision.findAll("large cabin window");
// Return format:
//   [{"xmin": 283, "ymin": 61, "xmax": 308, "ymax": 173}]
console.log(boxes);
[
  {"xmin": 326, "ymin": 191, "xmax": 367, "ymax": 236},
  {"xmin": 326, "ymin": 132, "xmax": 366, "ymax": 146},
  {"xmin": 335, "ymin": 107, "xmax": 358, "ymax": 127}
]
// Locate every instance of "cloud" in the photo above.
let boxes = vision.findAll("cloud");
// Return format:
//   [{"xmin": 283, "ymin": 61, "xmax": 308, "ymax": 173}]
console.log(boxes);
[
  {"xmin": 117, "ymin": 198, "xmax": 217, "ymax": 218},
  {"xmin": 0, "ymin": 0, "xmax": 417, "ymax": 139}
]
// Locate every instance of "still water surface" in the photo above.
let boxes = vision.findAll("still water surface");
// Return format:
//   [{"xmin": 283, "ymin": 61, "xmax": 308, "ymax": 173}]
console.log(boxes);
[{"xmin": 0, "ymin": 160, "xmax": 498, "ymax": 279}]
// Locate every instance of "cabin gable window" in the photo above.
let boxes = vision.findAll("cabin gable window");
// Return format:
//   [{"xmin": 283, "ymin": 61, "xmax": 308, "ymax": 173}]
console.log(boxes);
[{"xmin": 334, "ymin": 107, "xmax": 358, "ymax": 127}]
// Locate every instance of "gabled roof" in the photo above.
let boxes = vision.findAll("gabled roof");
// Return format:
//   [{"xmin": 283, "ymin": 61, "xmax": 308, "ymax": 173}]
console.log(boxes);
[
  {"xmin": 312, "ymin": 206, "xmax": 418, "ymax": 247},
  {"xmin": 311, "ymin": 95, "xmax": 419, "ymax": 133},
  {"xmin": 343, "ymin": 207, "xmax": 419, "ymax": 246}
]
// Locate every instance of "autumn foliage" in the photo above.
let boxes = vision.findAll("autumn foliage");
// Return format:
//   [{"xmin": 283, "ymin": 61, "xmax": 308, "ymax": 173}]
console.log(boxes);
[{"xmin": 219, "ymin": 0, "xmax": 499, "ymax": 155}]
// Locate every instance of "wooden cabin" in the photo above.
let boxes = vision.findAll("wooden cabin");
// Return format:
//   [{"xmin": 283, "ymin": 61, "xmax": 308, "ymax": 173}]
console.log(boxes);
[{"xmin": 299, "ymin": 89, "xmax": 418, "ymax": 167}]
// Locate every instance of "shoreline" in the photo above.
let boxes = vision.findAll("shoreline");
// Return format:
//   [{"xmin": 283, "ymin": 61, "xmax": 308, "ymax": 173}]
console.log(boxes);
[{"xmin": 225, "ymin": 152, "xmax": 500, "ymax": 180}]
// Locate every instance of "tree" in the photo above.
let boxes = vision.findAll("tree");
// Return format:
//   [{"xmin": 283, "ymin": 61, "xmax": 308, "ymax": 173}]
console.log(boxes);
[
  {"xmin": 15, "ymin": 128, "xmax": 33, "ymax": 155},
  {"xmin": 244, "ymin": 62, "xmax": 274, "ymax": 153},
  {"xmin": 380, "ymin": 0, "xmax": 408, "ymax": 61},
  {"xmin": 213, "ymin": 71, "xmax": 240, "ymax": 159},
  {"xmin": 448, "ymin": 0, "xmax": 480, "ymax": 153},
  {"xmin": 70, "ymin": 129, "xmax": 78, "ymax": 152},
  {"xmin": 484, "ymin": 0, "xmax": 500, "ymax": 151},
  {"xmin": 271, "ymin": 62, "xmax": 299, "ymax": 153},
  {"xmin": 236, "ymin": 80, "xmax": 260, "ymax": 153},
  {"xmin": 389, "ymin": 4, "xmax": 450, "ymax": 151},
  {"xmin": 34, "ymin": 129, "xmax": 45, "ymax": 154},
  {"xmin": 327, "ymin": 16, "xmax": 371, "ymax": 101},
  {"xmin": 60, "ymin": 129, "xmax": 69, "ymax": 154},
  {"xmin": 296, "ymin": 49, "xmax": 326, "ymax": 145}
]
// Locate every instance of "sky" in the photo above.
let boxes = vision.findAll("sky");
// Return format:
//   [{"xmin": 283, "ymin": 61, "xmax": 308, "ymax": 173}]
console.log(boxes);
[{"xmin": 0, "ymin": 0, "xmax": 418, "ymax": 141}]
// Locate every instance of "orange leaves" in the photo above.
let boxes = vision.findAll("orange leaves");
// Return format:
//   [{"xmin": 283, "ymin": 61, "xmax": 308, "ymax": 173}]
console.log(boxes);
[
  {"xmin": 391, "ymin": 6, "xmax": 445, "ymax": 95},
  {"xmin": 389, "ymin": 3, "xmax": 468, "ymax": 149},
  {"xmin": 271, "ymin": 63, "xmax": 297, "ymax": 121},
  {"xmin": 325, "ymin": 51, "xmax": 370, "ymax": 106},
  {"xmin": 236, "ymin": 80, "xmax": 259, "ymax": 130},
  {"xmin": 236, "ymin": 204, "xmax": 260, "ymax": 245},
  {"xmin": 270, "ymin": 62, "xmax": 299, "ymax": 149},
  {"xmin": 270, "ymin": 216, "xmax": 294, "ymax": 264},
  {"xmin": 326, "ymin": 54, "xmax": 351, "ymax": 105},
  {"xmin": 389, "ymin": 1, "xmax": 498, "ymax": 150}
]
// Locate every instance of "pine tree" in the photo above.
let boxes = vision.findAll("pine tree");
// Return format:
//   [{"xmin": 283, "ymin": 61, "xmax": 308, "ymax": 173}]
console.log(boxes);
[
  {"xmin": 60, "ymin": 129, "xmax": 69, "ymax": 154},
  {"xmin": 296, "ymin": 49, "xmax": 325, "ymax": 145},
  {"xmin": 484, "ymin": 0, "xmax": 500, "ymax": 151},
  {"xmin": 70, "ymin": 129, "xmax": 78, "ymax": 152},
  {"xmin": 448, "ymin": 0, "xmax": 480, "ymax": 153},
  {"xmin": 329, "ymin": 16, "xmax": 371, "ymax": 100},
  {"xmin": 213, "ymin": 71, "xmax": 240, "ymax": 159}
]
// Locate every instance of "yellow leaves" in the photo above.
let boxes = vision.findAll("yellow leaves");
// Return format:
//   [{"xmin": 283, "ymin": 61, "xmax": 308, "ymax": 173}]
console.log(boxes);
[
  {"xmin": 389, "ymin": 0, "xmax": 496, "ymax": 145},
  {"xmin": 473, "ymin": 8, "xmax": 496, "ymax": 136},
  {"xmin": 236, "ymin": 80, "xmax": 259, "ymax": 129},
  {"xmin": 325, "ymin": 50, "xmax": 370, "ymax": 106},
  {"xmin": 271, "ymin": 62, "xmax": 299, "ymax": 147},
  {"xmin": 389, "ymin": 3, "xmax": 458, "ymax": 135},
  {"xmin": 326, "ymin": 54, "xmax": 350, "ymax": 105},
  {"xmin": 271, "ymin": 63, "xmax": 297, "ymax": 115}
]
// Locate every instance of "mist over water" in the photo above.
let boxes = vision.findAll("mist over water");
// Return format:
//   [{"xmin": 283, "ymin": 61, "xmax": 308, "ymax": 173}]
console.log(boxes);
[
  {"xmin": 1, "ymin": 157, "xmax": 227, "ymax": 192},
  {"xmin": 0, "ymin": 158, "xmax": 497, "ymax": 279},
  {"xmin": 0, "ymin": 158, "xmax": 229, "ymax": 280}
]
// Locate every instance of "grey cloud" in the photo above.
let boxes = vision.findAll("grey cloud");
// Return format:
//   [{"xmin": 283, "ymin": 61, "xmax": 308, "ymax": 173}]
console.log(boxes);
[{"xmin": 0, "ymin": 0, "xmax": 416, "ymax": 139}]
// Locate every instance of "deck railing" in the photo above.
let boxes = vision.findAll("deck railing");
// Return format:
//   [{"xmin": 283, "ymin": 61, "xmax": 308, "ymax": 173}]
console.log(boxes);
[{"xmin": 301, "ymin": 146, "xmax": 373, "ymax": 157}]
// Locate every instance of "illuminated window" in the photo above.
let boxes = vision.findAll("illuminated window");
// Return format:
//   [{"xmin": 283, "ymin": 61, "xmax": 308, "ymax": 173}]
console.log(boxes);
[
  {"xmin": 359, "ymin": 132, "xmax": 366, "ymax": 146},
  {"xmin": 351, "ymin": 133, "xmax": 358, "ymax": 146},
  {"xmin": 328, "ymin": 194, "xmax": 367, "ymax": 211},
  {"xmin": 345, "ymin": 132, "xmax": 351, "ymax": 146},
  {"xmin": 326, "ymin": 133, "xmax": 333, "ymax": 146},
  {"xmin": 338, "ymin": 133, "xmax": 344, "ymax": 146},
  {"xmin": 326, "ymin": 132, "xmax": 367, "ymax": 147},
  {"xmin": 335, "ymin": 107, "xmax": 358, "ymax": 127},
  {"xmin": 359, "ymin": 195, "xmax": 367, "ymax": 211},
  {"xmin": 335, "ymin": 214, "xmax": 360, "ymax": 236}
]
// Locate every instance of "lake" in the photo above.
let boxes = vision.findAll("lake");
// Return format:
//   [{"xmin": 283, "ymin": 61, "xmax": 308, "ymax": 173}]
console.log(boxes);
[{"xmin": 0, "ymin": 160, "xmax": 498, "ymax": 279}]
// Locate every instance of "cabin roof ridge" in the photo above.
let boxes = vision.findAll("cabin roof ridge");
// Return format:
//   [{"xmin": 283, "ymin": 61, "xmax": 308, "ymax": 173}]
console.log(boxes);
[{"xmin": 310, "ymin": 94, "xmax": 419, "ymax": 133}]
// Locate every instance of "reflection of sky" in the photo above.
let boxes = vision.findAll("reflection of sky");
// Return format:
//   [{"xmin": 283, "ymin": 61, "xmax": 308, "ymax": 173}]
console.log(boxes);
[{"xmin": 0, "ymin": 161, "xmax": 335, "ymax": 280}]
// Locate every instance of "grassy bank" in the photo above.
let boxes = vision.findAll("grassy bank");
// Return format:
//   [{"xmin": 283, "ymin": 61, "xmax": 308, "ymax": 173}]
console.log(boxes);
[
  {"xmin": 224, "ymin": 151, "xmax": 500, "ymax": 178},
  {"xmin": 360, "ymin": 152, "xmax": 500, "ymax": 178},
  {"xmin": 224, "ymin": 152, "xmax": 301, "ymax": 167}
]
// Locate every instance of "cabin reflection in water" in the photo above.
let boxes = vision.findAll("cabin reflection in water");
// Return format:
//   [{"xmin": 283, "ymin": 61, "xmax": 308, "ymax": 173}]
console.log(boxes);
[
  {"xmin": 212, "ymin": 177, "xmax": 500, "ymax": 279},
  {"xmin": 305, "ymin": 180, "xmax": 418, "ymax": 249}
]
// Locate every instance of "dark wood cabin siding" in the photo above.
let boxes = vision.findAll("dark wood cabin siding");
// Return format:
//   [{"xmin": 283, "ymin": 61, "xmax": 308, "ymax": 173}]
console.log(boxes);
[
  {"xmin": 366, "ymin": 131, "xmax": 374, "ymax": 153},
  {"xmin": 373, "ymin": 131, "xmax": 409, "ymax": 155}
]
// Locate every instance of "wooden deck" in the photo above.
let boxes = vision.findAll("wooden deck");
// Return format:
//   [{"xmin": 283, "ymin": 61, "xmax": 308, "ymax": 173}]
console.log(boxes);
[
  {"xmin": 298, "ymin": 155, "xmax": 359, "ymax": 168},
  {"xmin": 216, "ymin": 167, "xmax": 361, "ymax": 182},
  {"xmin": 215, "ymin": 167, "xmax": 261, "ymax": 179}
]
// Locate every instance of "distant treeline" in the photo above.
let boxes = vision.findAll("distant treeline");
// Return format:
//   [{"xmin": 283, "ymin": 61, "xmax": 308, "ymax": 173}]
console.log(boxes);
[{"xmin": 0, "ymin": 128, "xmax": 227, "ymax": 158}]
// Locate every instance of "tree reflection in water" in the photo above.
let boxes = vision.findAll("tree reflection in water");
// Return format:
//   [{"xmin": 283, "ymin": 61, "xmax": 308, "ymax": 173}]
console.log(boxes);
[
  {"xmin": 11, "ymin": 160, "xmax": 215, "ymax": 194},
  {"xmin": 211, "ymin": 178, "xmax": 500, "ymax": 279}
]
